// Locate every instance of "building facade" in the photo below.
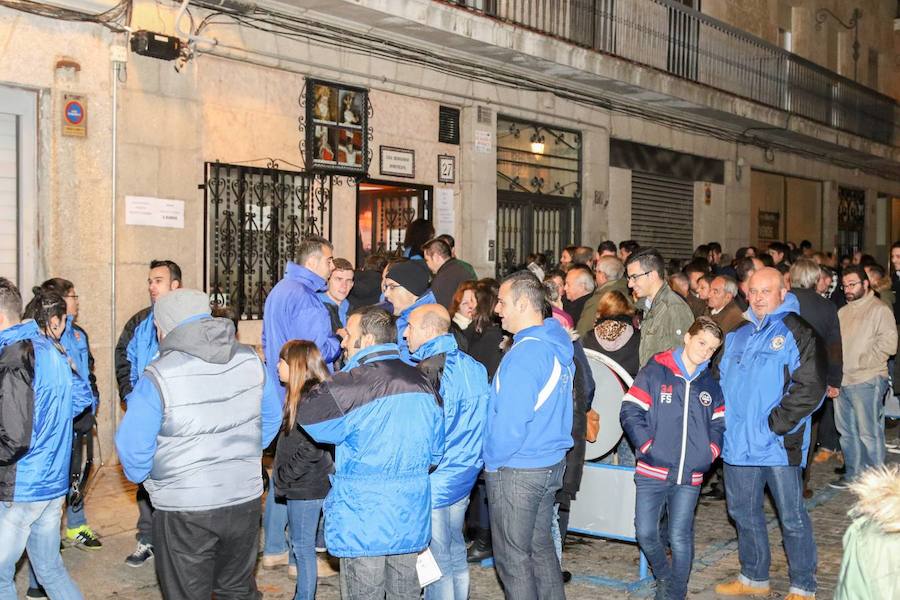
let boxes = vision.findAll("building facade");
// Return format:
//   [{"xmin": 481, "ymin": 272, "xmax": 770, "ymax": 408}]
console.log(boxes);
[{"xmin": 1, "ymin": 0, "xmax": 898, "ymax": 457}]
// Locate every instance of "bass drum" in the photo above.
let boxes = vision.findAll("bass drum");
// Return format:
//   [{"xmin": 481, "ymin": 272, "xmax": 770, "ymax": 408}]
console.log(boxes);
[{"xmin": 583, "ymin": 349, "xmax": 633, "ymax": 460}]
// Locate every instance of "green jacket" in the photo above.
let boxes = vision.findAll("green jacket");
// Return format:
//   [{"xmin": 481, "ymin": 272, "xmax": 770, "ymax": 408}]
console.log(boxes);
[
  {"xmin": 636, "ymin": 283, "xmax": 694, "ymax": 367},
  {"xmin": 835, "ymin": 467, "xmax": 900, "ymax": 600},
  {"xmin": 575, "ymin": 278, "xmax": 632, "ymax": 337}
]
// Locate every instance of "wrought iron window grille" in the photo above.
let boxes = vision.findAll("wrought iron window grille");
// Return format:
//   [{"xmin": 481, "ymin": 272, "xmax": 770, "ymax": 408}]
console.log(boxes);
[{"xmin": 203, "ymin": 160, "xmax": 333, "ymax": 320}]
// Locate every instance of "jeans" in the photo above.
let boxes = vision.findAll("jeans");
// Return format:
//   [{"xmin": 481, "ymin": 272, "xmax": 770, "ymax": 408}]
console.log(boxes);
[
  {"xmin": 27, "ymin": 499, "xmax": 89, "ymax": 591},
  {"xmin": 485, "ymin": 459, "xmax": 566, "ymax": 600},
  {"xmin": 835, "ymin": 376, "xmax": 887, "ymax": 480},
  {"xmin": 287, "ymin": 499, "xmax": 324, "ymax": 600},
  {"xmin": 633, "ymin": 476, "xmax": 701, "ymax": 600},
  {"xmin": 426, "ymin": 497, "xmax": 470, "ymax": 600},
  {"xmin": 263, "ymin": 478, "xmax": 294, "ymax": 564},
  {"xmin": 724, "ymin": 464, "xmax": 816, "ymax": 595},
  {"xmin": 339, "ymin": 553, "xmax": 419, "ymax": 600},
  {"xmin": 153, "ymin": 499, "xmax": 261, "ymax": 600},
  {"xmin": 0, "ymin": 496, "xmax": 82, "ymax": 600}
]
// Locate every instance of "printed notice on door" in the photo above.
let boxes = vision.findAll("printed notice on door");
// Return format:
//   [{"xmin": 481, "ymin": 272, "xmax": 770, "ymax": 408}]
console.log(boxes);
[{"xmin": 125, "ymin": 196, "xmax": 185, "ymax": 229}]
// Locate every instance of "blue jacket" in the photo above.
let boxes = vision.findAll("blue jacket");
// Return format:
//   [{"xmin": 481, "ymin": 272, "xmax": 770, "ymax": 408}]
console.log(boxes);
[
  {"xmin": 412, "ymin": 334, "xmax": 489, "ymax": 509},
  {"xmin": 620, "ymin": 348, "xmax": 725, "ymax": 486},
  {"xmin": 114, "ymin": 307, "xmax": 158, "ymax": 401},
  {"xmin": 483, "ymin": 318, "xmax": 574, "ymax": 471},
  {"xmin": 0, "ymin": 321, "xmax": 94, "ymax": 501},
  {"xmin": 719, "ymin": 293, "xmax": 826, "ymax": 468},
  {"xmin": 319, "ymin": 292, "xmax": 349, "ymax": 328},
  {"xmin": 62, "ymin": 315, "xmax": 98, "ymax": 408},
  {"xmin": 297, "ymin": 343, "xmax": 444, "ymax": 557},
  {"xmin": 263, "ymin": 263, "xmax": 342, "ymax": 401},
  {"xmin": 396, "ymin": 290, "xmax": 437, "ymax": 363}
]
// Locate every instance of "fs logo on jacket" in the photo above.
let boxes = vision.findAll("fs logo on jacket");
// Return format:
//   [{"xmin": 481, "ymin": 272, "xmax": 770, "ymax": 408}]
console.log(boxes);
[{"xmin": 620, "ymin": 349, "xmax": 725, "ymax": 487}]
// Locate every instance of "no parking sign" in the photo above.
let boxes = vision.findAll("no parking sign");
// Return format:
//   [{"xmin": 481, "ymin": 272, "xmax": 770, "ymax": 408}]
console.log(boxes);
[{"xmin": 63, "ymin": 95, "xmax": 86, "ymax": 137}]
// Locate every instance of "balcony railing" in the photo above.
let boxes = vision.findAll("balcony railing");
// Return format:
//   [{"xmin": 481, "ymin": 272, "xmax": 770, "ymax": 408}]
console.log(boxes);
[{"xmin": 445, "ymin": 0, "xmax": 898, "ymax": 145}]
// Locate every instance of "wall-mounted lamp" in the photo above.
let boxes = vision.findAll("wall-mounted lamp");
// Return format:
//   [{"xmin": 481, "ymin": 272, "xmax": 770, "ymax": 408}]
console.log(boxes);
[
  {"xmin": 704, "ymin": 183, "xmax": 712, "ymax": 205},
  {"xmin": 530, "ymin": 131, "xmax": 545, "ymax": 155}
]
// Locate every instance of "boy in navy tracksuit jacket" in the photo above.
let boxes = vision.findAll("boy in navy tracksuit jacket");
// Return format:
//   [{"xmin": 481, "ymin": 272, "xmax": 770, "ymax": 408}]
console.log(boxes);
[{"xmin": 620, "ymin": 317, "xmax": 726, "ymax": 600}]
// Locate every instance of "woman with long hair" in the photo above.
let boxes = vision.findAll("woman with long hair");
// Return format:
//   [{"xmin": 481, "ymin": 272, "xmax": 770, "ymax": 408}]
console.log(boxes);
[{"xmin": 272, "ymin": 340, "xmax": 334, "ymax": 600}]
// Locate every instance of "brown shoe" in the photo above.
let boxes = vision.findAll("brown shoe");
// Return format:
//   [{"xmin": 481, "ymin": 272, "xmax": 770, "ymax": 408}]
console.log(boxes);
[
  {"xmin": 317, "ymin": 555, "xmax": 339, "ymax": 578},
  {"xmin": 715, "ymin": 579, "xmax": 771, "ymax": 596},
  {"xmin": 261, "ymin": 552, "xmax": 289, "ymax": 569},
  {"xmin": 812, "ymin": 449, "xmax": 835, "ymax": 464}
]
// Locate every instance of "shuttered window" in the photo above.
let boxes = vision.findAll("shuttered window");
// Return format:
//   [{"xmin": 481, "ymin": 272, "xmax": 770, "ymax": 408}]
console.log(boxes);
[
  {"xmin": 630, "ymin": 170, "xmax": 693, "ymax": 261},
  {"xmin": 438, "ymin": 106, "xmax": 460, "ymax": 145},
  {"xmin": 0, "ymin": 113, "xmax": 16, "ymax": 282}
]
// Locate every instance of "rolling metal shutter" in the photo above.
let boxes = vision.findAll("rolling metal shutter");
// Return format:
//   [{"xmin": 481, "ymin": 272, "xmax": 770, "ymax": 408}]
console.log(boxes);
[
  {"xmin": 631, "ymin": 170, "xmax": 693, "ymax": 261},
  {"xmin": 0, "ymin": 113, "xmax": 16, "ymax": 282}
]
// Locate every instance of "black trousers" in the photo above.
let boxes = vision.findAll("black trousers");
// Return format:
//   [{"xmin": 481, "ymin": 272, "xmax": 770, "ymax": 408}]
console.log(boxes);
[{"xmin": 153, "ymin": 498, "xmax": 262, "ymax": 600}]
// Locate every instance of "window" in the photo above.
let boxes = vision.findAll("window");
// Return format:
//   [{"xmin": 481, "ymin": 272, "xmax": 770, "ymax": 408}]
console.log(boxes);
[
  {"xmin": 203, "ymin": 162, "xmax": 333, "ymax": 320},
  {"xmin": 438, "ymin": 106, "xmax": 460, "ymax": 145}
]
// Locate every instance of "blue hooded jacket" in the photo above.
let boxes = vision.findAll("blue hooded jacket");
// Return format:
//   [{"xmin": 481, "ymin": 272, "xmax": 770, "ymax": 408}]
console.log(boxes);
[
  {"xmin": 62, "ymin": 315, "xmax": 98, "ymax": 408},
  {"xmin": 720, "ymin": 293, "xmax": 826, "ymax": 468},
  {"xmin": 297, "ymin": 343, "xmax": 444, "ymax": 557},
  {"xmin": 483, "ymin": 318, "xmax": 575, "ymax": 471},
  {"xmin": 396, "ymin": 290, "xmax": 437, "ymax": 363},
  {"xmin": 0, "ymin": 320, "xmax": 94, "ymax": 501},
  {"xmin": 412, "ymin": 334, "xmax": 489, "ymax": 509},
  {"xmin": 263, "ymin": 262, "xmax": 343, "ymax": 401}
]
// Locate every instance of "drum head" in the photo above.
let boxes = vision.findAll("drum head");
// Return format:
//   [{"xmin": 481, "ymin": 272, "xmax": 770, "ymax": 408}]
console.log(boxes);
[{"xmin": 583, "ymin": 349, "xmax": 632, "ymax": 460}]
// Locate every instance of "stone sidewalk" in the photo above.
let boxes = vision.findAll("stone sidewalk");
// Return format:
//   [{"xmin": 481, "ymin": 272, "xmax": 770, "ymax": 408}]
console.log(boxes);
[{"xmin": 16, "ymin": 435, "xmax": 897, "ymax": 599}]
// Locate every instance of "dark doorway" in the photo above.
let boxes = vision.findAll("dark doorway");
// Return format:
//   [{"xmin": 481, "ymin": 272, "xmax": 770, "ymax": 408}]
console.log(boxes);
[{"xmin": 356, "ymin": 180, "xmax": 432, "ymax": 267}]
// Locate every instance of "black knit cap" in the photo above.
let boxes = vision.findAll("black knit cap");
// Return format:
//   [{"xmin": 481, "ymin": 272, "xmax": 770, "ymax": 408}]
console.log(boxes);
[{"xmin": 385, "ymin": 261, "xmax": 431, "ymax": 297}]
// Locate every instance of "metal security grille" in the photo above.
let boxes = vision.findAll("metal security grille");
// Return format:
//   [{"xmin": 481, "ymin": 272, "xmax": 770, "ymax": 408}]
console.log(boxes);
[
  {"xmin": 497, "ymin": 192, "xmax": 578, "ymax": 277},
  {"xmin": 439, "ymin": 106, "xmax": 460, "ymax": 145},
  {"xmin": 631, "ymin": 171, "xmax": 694, "ymax": 261},
  {"xmin": 203, "ymin": 161, "xmax": 333, "ymax": 320}
]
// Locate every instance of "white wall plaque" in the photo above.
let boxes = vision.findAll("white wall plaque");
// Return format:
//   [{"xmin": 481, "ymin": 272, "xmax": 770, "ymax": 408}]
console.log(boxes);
[{"xmin": 125, "ymin": 195, "xmax": 185, "ymax": 229}]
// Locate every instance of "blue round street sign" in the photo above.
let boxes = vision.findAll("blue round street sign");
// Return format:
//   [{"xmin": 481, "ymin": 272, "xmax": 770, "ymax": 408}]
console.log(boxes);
[{"xmin": 65, "ymin": 101, "xmax": 84, "ymax": 125}]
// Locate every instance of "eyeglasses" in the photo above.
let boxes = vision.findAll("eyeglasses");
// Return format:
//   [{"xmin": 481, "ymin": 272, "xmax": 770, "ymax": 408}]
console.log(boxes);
[
  {"xmin": 626, "ymin": 270, "xmax": 651, "ymax": 282},
  {"xmin": 381, "ymin": 283, "xmax": 401, "ymax": 292},
  {"xmin": 842, "ymin": 280, "xmax": 863, "ymax": 290},
  {"xmin": 66, "ymin": 294, "xmax": 79, "ymax": 300}
]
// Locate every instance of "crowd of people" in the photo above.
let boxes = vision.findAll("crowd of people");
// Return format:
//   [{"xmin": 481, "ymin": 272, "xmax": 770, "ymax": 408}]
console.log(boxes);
[{"xmin": 1, "ymin": 221, "xmax": 899, "ymax": 600}]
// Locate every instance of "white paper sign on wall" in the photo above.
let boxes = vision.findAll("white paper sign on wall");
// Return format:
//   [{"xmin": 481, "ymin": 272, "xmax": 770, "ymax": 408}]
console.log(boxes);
[
  {"xmin": 125, "ymin": 196, "xmax": 185, "ymax": 229},
  {"xmin": 435, "ymin": 188, "xmax": 455, "ymax": 236},
  {"xmin": 474, "ymin": 130, "xmax": 493, "ymax": 153}
]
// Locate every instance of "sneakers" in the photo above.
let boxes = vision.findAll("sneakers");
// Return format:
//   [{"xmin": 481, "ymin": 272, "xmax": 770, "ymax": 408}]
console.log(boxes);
[
  {"xmin": 25, "ymin": 587, "xmax": 48, "ymax": 599},
  {"xmin": 125, "ymin": 542, "xmax": 154, "ymax": 567},
  {"xmin": 828, "ymin": 478, "xmax": 851, "ymax": 490},
  {"xmin": 261, "ymin": 551, "xmax": 289, "ymax": 569},
  {"xmin": 715, "ymin": 580, "xmax": 771, "ymax": 596},
  {"xmin": 66, "ymin": 525, "xmax": 102, "ymax": 550},
  {"xmin": 812, "ymin": 448, "xmax": 837, "ymax": 464}
]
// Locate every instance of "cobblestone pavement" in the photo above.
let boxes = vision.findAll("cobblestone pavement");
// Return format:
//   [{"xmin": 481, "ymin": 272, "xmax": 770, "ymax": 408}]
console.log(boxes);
[{"xmin": 15, "ymin": 423, "xmax": 899, "ymax": 599}]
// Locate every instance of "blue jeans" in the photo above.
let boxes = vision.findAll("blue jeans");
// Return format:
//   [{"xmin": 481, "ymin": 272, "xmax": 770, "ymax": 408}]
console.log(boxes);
[
  {"xmin": 0, "ymin": 497, "xmax": 82, "ymax": 600},
  {"xmin": 724, "ymin": 464, "xmax": 816, "ymax": 595},
  {"xmin": 263, "ymin": 478, "xmax": 294, "ymax": 565},
  {"xmin": 835, "ymin": 376, "xmax": 887, "ymax": 480},
  {"xmin": 485, "ymin": 460, "xmax": 566, "ymax": 600},
  {"xmin": 425, "ymin": 497, "xmax": 470, "ymax": 600},
  {"xmin": 634, "ymin": 476, "xmax": 700, "ymax": 600},
  {"xmin": 287, "ymin": 499, "xmax": 324, "ymax": 600},
  {"xmin": 28, "ymin": 500, "xmax": 88, "ymax": 590}
]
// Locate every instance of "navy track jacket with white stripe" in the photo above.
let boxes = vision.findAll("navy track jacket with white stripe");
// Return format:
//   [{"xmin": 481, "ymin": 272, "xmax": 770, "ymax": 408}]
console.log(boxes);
[{"xmin": 620, "ymin": 348, "xmax": 725, "ymax": 486}]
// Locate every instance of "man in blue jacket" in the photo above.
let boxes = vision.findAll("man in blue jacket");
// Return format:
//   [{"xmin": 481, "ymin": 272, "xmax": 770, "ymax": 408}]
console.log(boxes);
[
  {"xmin": 407, "ymin": 303, "xmax": 489, "ymax": 600},
  {"xmin": 261, "ymin": 236, "xmax": 342, "ymax": 568},
  {"xmin": 297, "ymin": 306, "xmax": 444, "ymax": 600},
  {"xmin": 0, "ymin": 279, "xmax": 94, "ymax": 599},
  {"xmin": 484, "ymin": 271, "xmax": 574, "ymax": 600},
  {"xmin": 382, "ymin": 260, "xmax": 435, "ymax": 363},
  {"xmin": 716, "ymin": 268, "xmax": 826, "ymax": 600},
  {"xmin": 114, "ymin": 259, "xmax": 181, "ymax": 567}
]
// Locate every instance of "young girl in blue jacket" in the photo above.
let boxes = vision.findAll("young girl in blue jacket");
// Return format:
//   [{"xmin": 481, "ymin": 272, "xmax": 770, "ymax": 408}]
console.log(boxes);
[{"xmin": 620, "ymin": 316, "xmax": 726, "ymax": 600}]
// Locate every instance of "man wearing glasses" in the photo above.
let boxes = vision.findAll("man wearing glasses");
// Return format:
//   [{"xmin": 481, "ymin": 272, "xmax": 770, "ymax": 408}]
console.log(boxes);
[
  {"xmin": 625, "ymin": 248, "xmax": 694, "ymax": 367},
  {"xmin": 831, "ymin": 265, "xmax": 897, "ymax": 489}
]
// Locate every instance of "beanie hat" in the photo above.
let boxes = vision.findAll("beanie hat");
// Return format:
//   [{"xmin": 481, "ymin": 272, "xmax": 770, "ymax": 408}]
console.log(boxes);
[
  {"xmin": 386, "ymin": 261, "xmax": 431, "ymax": 297},
  {"xmin": 154, "ymin": 289, "xmax": 211, "ymax": 336}
]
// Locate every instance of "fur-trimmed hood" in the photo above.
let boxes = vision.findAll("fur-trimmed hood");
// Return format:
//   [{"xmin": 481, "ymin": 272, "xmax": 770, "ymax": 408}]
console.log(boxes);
[{"xmin": 848, "ymin": 465, "xmax": 900, "ymax": 533}]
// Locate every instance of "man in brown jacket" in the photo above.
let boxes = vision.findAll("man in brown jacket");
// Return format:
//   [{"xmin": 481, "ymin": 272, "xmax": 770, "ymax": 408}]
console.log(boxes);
[
  {"xmin": 707, "ymin": 275, "xmax": 744, "ymax": 334},
  {"xmin": 832, "ymin": 265, "xmax": 897, "ymax": 488}
]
